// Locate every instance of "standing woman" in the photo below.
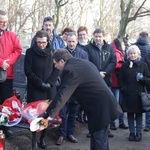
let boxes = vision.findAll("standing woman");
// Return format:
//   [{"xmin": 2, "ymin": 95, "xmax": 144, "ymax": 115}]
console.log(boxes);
[
  {"xmin": 110, "ymin": 38, "xmax": 128, "ymax": 130},
  {"xmin": 24, "ymin": 30, "xmax": 59, "ymax": 149},
  {"xmin": 119, "ymin": 45, "xmax": 149, "ymax": 142}
]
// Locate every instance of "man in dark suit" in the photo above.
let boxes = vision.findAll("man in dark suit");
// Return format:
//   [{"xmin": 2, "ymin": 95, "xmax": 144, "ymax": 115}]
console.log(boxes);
[{"xmin": 40, "ymin": 49, "xmax": 121, "ymax": 150}]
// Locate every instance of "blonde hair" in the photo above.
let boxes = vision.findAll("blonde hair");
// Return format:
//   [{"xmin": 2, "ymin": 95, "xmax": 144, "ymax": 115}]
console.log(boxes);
[{"xmin": 127, "ymin": 45, "xmax": 141, "ymax": 58}]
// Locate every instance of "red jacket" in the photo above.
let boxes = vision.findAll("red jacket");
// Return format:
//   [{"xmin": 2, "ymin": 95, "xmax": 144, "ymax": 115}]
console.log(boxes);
[
  {"xmin": 0, "ymin": 30, "xmax": 22, "ymax": 79},
  {"xmin": 111, "ymin": 42, "xmax": 124, "ymax": 88}
]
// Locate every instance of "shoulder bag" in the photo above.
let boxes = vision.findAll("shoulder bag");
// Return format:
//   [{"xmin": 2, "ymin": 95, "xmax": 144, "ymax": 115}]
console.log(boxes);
[{"xmin": 140, "ymin": 86, "xmax": 150, "ymax": 112}]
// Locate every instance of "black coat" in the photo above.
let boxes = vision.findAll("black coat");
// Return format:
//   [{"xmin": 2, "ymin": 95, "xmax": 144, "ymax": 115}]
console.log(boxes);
[
  {"xmin": 46, "ymin": 58, "xmax": 121, "ymax": 133},
  {"xmin": 119, "ymin": 60, "xmax": 150, "ymax": 113},
  {"xmin": 85, "ymin": 40, "xmax": 116, "ymax": 86},
  {"xmin": 24, "ymin": 44, "xmax": 59, "ymax": 102}
]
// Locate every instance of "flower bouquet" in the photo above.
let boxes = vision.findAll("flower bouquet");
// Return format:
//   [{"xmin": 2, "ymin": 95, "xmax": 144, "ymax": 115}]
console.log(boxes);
[
  {"xmin": 21, "ymin": 100, "xmax": 51, "ymax": 121},
  {"xmin": 0, "ymin": 95, "xmax": 22, "ymax": 126},
  {"xmin": 21, "ymin": 100, "xmax": 62, "ymax": 132}
]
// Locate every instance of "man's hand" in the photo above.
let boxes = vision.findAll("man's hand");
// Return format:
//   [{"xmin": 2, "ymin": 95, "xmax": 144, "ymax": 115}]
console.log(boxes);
[
  {"xmin": 40, "ymin": 83, "xmax": 51, "ymax": 91},
  {"xmin": 2, "ymin": 59, "xmax": 10, "ymax": 70},
  {"xmin": 100, "ymin": 71, "xmax": 106, "ymax": 78}
]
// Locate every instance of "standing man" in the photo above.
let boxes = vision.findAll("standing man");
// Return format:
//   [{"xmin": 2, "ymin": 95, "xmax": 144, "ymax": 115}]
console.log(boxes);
[
  {"xmin": 85, "ymin": 28, "xmax": 116, "ymax": 137},
  {"xmin": 41, "ymin": 16, "xmax": 65, "ymax": 50},
  {"xmin": 31, "ymin": 16, "xmax": 65, "ymax": 50},
  {"xmin": 56, "ymin": 32, "xmax": 88, "ymax": 145},
  {"xmin": 40, "ymin": 49, "xmax": 121, "ymax": 150},
  {"xmin": 0, "ymin": 10, "xmax": 22, "ymax": 136}
]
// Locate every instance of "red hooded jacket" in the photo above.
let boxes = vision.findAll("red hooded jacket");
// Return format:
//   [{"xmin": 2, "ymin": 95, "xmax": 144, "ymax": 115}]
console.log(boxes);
[{"xmin": 111, "ymin": 42, "xmax": 124, "ymax": 88}]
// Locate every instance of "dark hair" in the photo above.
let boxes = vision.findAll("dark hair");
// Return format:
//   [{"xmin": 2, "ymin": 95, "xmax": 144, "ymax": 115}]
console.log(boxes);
[
  {"xmin": 52, "ymin": 49, "xmax": 72, "ymax": 62},
  {"xmin": 34, "ymin": 30, "xmax": 50, "ymax": 42},
  {"xmin": 93, "ymin": 28, "xmax": 105, "ymax": 36},
  {"xmin": 139, "ymin": 32, "xmax": 148, "ymax": 38},
  {"xmin": 114, "ymin": 38, "xmax": 123, "ymax": 52},
  {"xmin": 43, "ymin": 16, "xmax": 54, "ymax": 24},
  {"xmin": 77, "ymin": 26, "xmax": 88, "ymax": 35},
  {"xmin": 0, "ymin": 10, "xmax": 7, "ymax": 15},
  {"xmin": 62, "ymin": 27, "xmax": 74, "ymax": 35}
]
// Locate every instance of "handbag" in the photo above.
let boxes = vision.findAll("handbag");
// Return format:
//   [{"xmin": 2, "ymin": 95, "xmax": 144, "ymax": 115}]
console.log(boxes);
[
  {"xmin": 0, "ymin": 68, "xmax": 7, "ymax": 82},
  {"xmin": 140, "ymin": 86, "xmax": 150, "ymax": 112}
]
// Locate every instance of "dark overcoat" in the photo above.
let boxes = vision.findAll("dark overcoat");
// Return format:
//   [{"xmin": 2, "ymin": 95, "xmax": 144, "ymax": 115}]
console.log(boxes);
[
  {"xmin": 46, "ymin": 58, "xmax": 121, "ymax": 133},
  {"xmin": 119, "ymin": 60, "xmax": 150, "ymax": 113},
  {"xmin": 85, "ymin": 40, "xmax": 116, "ymax": 86},
  {"xmin": 24, "ymin": 45, "xmax": 59, "ymax": 102}
]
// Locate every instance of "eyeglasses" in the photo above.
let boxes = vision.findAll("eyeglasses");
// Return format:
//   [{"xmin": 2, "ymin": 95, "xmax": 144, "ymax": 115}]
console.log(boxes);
[
  {"xmin": 37, "ymin": 41, "xmax": 47, "ymax": 45},
  {"xmin": 79, "ymin": 34, "xmax": 86, "ymax": 37}
]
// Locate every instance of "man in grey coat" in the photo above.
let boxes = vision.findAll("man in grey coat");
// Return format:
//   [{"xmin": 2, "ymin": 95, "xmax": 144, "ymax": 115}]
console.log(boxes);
[{"xmin": 40, "ymin": 49, "xmax": 122, "ymax": 150}]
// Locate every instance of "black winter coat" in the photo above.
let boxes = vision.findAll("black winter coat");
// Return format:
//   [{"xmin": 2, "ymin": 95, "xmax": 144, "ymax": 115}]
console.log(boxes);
[
  {"xmin": 24, "ymin": 44, "xmax": 59, "ymax": 102},
  {"xmin": 85, "ymin": 40, "xmax": 116, "ymax": 86},
  {"xmin": 119, "ymin": 60, "xmax": 150, "ymax": 113},
  {"xmin": 46, "ymin": 58, "xmax": 121, "ymax": 133}
]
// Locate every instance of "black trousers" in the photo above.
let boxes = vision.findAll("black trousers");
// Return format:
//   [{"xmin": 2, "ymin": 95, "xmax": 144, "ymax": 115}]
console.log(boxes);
[
  {"xmin": 0, "ymin": 79, "xmax": 13, "ymax": 104},
  {"xmin": 90, "ymin": 125, "xmax": 109, "ymax": 150}
]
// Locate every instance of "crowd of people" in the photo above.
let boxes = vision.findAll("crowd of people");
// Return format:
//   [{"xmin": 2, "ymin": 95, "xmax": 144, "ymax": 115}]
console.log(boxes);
[{"xmin": 0, "ymin": 9, "xmax": 150, "ymax": 150}]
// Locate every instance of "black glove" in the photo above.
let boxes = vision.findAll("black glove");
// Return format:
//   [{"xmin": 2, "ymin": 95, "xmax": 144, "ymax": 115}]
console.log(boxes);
[
  {"xmin": 38, "ymin": 112, "xmax": 49, "ymax": 119},
  {"xmin": 121, "ymin": 87, "xmax": 128, "ymax": 94},
  {"xmin": 40, "ymin": 83, "xmax": 51, "ymax": 91}
]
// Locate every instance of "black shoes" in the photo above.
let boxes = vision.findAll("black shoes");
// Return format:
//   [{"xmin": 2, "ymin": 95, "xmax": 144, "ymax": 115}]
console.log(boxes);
[
  {"xmin": 144, "ymin": 126, "xmax": 150, "ymax": 131},
  {"xmin": 86, "ymin": 133, "xmax": 91, "ymax": 138},
  {"xmin": 110, "ymin": 124, "xmax": 117, "ymax": 130},
  {"xmin": 110, "ymin": 123, "xmax": 128, "ymax": 130},
  {"xmin": 129, "ymin": 133, "xmax": 142, "ymax": 142},
  {"xmin": 108, "ymin": 130, "xmax": 114, "ymax": 138},
  {"xmin": 135, "ymin": 133, "xmax": 142, "ymax": 142},
  {"xmin": 67, "ymin": 135, "xmax": 78, "ymax": 143},
  {"xmin": 119, "ymin": 123, "xmax": 128, "ymax": 129},
  {"xmin": 129, "ymin": 133, "xmax": 135, "ymax": 141},
  {"xmin": 56, "ymin": 136, "xmax": 65, "ymax": 145}
]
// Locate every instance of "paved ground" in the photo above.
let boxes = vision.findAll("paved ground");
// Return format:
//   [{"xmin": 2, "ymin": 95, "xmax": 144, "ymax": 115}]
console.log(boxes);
[{"xmin": 5, "ymin": 115, "xmax": 150, "ymax": 150}]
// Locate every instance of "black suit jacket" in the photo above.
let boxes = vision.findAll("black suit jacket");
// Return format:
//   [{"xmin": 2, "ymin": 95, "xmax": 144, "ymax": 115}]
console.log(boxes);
[{"xmin": 46, "ymin": 58, "xmax": 121, "ymax": 133}]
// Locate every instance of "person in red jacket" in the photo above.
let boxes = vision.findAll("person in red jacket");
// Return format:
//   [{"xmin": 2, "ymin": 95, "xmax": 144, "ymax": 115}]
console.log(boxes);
[
  {"xmin": 0, "ymin": 10, "xmax": 22, "ymax": 137},
  {"xmin": 110, "ymin": 38, "xmax": 128, "ymax": 130}
]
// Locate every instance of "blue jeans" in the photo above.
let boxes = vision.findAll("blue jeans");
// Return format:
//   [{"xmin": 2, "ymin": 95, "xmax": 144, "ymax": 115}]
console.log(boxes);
[
  {"xmin": 145, "ymin": 112, "xmax": 150, "ymax": 127},
  {"xmin": 111, "ymin": 88, "xmax": 124, "ymax": 125},
  {"xmin": 58, "ymin": 98, "xmax": 79, "ymax": 138},
  {"xmin": 127, "ymin": 113, "xmax": 142, "ymax": 133}
]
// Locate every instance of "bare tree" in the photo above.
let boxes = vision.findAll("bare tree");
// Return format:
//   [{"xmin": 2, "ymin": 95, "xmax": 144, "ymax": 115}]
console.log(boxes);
[
  {"xmin": 118, "ymin": 0, "xmax": 150, "ymax": 38},
  {"xmin": 54, "ymin": 0, "xmax": 69, "ymax": 29}
]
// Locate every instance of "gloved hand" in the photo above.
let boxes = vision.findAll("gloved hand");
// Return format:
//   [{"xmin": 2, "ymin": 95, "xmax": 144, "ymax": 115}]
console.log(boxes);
[
  {"xmin": 121, "ymin": 87, "xmax": 128, "ymax": 94},
  {"xmin": 38, "ymin": 112, "xmax": 49, "ymax": 119},
  {"xmin": 136, "ymin": 73, "xmax": 144, "ymax": 81},
  {"xmin": 40, "ymin": 83, "xmax": 51, "ymax": 91}
]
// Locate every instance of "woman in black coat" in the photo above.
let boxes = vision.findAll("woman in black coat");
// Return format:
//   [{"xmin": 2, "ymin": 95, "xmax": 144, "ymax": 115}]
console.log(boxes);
[
  {"xmin": 24, "ymin": 30, "xmax": 59, "ymax": 149},
  {"xmin": 24, "ymin": 31, "xmax": 59, "ymax": 102},
  {"xmin": 119, "ymin": 45, "xmax": 149, "ymax": 142}
]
